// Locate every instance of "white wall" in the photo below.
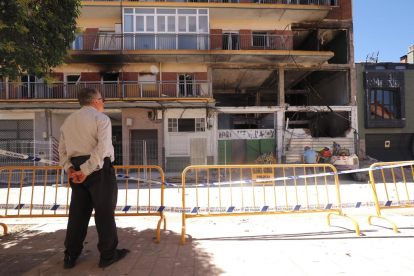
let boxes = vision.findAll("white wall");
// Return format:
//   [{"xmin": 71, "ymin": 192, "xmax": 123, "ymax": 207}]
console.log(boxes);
[{"xmin": 164, "ymin": 108, "xmax": 217, "ymax": 163}]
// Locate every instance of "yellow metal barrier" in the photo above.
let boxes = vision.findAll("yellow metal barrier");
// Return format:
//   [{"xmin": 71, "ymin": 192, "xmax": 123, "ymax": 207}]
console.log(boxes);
[
  {"xmin": 181, "ymin": 164, "xmax": 360, "ymax": 245},
  {"xmin": 368, "ymin": 161, "xmax": 414, "ymax": 232},
  {"xmin": 0, "ymin": 165, "xmax": 166, "ymax": 242}
]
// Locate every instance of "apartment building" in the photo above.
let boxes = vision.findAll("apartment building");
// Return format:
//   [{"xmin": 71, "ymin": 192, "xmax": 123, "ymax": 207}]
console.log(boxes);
[
  {"xmin": 356, "ymin": 62, "xmax": 414, "ymax": 162},
  {"xmin": 0, "ymin": 0, "xmax": 356, "ymax": 171}
]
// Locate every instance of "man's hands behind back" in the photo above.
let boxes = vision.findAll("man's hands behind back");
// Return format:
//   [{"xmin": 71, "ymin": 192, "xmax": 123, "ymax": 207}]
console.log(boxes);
[{"xmin": 67, "ymin": 168, "xmax": 87, "ymax": 184}]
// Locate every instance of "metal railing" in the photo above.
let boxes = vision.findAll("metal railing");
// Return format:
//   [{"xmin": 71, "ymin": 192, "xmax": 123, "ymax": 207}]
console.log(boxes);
[
  {"xmin": 368, "ymin": 161, "xmax": 414, "ymax": 233},
  {"xmin": 83, "ymin": 0, "xmax": 337, "ymax": 5},
  {"xmin": 71, "ymin": 33, "xmax": 292, "ymax": 51},
  {"xmin": 0, "ymin": 165, "xmax": 167, "ymax": 242},
  {"xmin": 180, "ymin": 164, "xmax": 360, "ymax": 245},
  {"xmin": 1, "ymin": 80, "xmax": 212, "ymax": 100}
]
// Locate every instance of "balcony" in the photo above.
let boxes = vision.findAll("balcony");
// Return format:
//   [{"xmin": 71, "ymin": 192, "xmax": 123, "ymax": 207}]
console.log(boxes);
[
  {"xmin": 0, "ymin": 81, "xmax": 212, "ymax": 101},
  {"xmin": 83, "ymin": 0, "xmax": 337, "ymax": 5},
  {"xmin": 79, "ymin": 1, "xmax": 334, "ymax": 22},
  {"xmin": 71, "ymin": 33, "xmax": 292, "ymax": 51},
  {"xmin": 68, "ymin": 33, "xmax": 333, "ymax": 64}
]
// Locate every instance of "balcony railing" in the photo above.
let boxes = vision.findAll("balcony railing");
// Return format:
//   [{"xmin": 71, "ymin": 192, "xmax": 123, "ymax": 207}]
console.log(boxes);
[
  {"xmin": 84, "ymin": 0, "xmax": 337, "ymax": 5},
  {"xmin": 71, "ymin": 33, "xmax": 292, "ymax": 51},
  {"xmin": 0, "ymin": 81, "xmax": 212, "ymax": 100}
]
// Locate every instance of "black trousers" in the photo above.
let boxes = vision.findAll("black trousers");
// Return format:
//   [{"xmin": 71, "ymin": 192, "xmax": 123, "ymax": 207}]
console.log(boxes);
[{"xmin": 64, "ymin": 156, "xmax": 118, "ymax": 259}]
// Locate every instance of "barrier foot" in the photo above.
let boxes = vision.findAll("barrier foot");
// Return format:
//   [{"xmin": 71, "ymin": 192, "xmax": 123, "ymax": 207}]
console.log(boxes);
[
  {"xmin": 156, "ymin": 215, "xmax": 166, "ymax": 243},
  {"xmin": 368, "ymin": 215, "xmax": 399, "ymax": 233},
  {"xmin": 327, "ymin": 213, "xmax": 361, "ymax": 236},
  {"xmin": 0, "ymin": 223, "xmax": 7, "ymax": 235},
  {"xmin": 163, "ymin": 216, "xmax": 167, "ymax": 231}
]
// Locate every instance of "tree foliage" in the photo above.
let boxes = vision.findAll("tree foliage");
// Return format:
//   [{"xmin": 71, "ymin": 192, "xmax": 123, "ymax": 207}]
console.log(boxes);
[{"xmin": 0, "ymin": 0, "xmax": 82, "ymax": 81}]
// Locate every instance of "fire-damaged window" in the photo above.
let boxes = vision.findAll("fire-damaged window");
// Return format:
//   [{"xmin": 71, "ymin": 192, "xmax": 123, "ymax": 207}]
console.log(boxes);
[
  {"xmin": 369, "ymin": 89, "xmax": 401, "ymax": 120},
  {"xmin": 286, "ymin": 111, "xmax": 351, "ymax": 138},
  {"xmin": 168, "ymin": 118, "xmax": 205, "ymax": 132},
  {"xmin": 364, "ymin": 71, "xmax": 405, "ymax": 128}
]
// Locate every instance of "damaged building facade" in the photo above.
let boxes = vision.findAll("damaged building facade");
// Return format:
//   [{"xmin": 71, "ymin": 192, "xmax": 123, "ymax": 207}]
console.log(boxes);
[
  {"xmin": 357, "ymin": 62, "xmax": 414, "ymax": 162},
  {"xmin": 0, "ymin": 0, "xmax": 356, "ymax": 170}
]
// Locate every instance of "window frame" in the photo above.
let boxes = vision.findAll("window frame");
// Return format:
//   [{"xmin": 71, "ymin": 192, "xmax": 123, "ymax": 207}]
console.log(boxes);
[
  {"xmin": 168, "ymin": 118, "xmax": 206, "ymax": 133},
  {"xmin": 123, "ymin": 8, "xmax": 209, "ymax": 35},
  {"xmin": 251, "ymin": 31, "xmax": 269, "ymax": 47},
  {"xmin": 369, "ymin": 88, "xmax": 399, "ymax": 120}
]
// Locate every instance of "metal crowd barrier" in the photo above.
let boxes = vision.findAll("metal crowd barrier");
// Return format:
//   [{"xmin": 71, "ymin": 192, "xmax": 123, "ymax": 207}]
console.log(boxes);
[
  {"xmin": 0, "ymin": 165, "xmax": 167, "ymax": 242},
  {"xmin": 368, "ymin": 161, "xmax": 414, "ymax": 232},
  {"xmin": 180, "ymin": 164, "xmax": 360, "ymax": 245}
]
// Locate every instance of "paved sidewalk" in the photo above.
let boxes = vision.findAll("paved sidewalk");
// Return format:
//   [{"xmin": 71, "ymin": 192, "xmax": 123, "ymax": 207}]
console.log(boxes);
[{"xmin": 1, "ymin": 207, "xmax": 414, "ymax": 276}]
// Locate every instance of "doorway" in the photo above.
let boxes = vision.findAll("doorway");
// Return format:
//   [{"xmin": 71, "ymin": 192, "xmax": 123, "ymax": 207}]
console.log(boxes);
[
  {"xmin": 178, "ymin": 74, "xmax": 194, "ymax": 96},
  {"xmin": 130, "ymin": 129, "xmax": 158, "ymax": 165},
  {"xmin": 222, "ymin": 32, "xmax": 240, "ymax": 50}
]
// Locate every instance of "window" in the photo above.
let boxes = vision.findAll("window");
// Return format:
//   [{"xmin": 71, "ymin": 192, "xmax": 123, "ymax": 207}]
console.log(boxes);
[
  {"xmin": 178, "ymin": 74, "xmax": 194, "ymax": 96},
  {"xmin": 168, "ymin": 118, "xmax": 205, "ymax": 132},
  {"xmin": 196, "ymin": 118, "xmax": 205, "ymax": 131},
  {"xmin": 252, "ymin": 31, "xmax": 268, "ymax": 47},
  {"xmin": 123, "ymin": 8, "xmax": 209, "ymax": 50},
  {"xmin": 370, "ymin": 89, "xmax": 400, "ymax": 120}
]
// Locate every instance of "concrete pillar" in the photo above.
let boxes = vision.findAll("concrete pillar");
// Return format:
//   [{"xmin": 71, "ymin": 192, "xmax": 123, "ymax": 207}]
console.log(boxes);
[
  {"xmin": 276, "ymin": 111, "xmax": 285, "ymax": 164},
  {"xmin": 278, "ymin": 68, "xmax": 284, "ymax": 105}
]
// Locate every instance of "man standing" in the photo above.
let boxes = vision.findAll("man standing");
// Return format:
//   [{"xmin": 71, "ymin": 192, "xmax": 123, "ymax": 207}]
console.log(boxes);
[
  {"xmin": 301, "ymin": 146, "xmax": 320, "ymax": 174},
  {"xmin": 59, "ymin": 87, "xmax": 129, "ymax": 269}
]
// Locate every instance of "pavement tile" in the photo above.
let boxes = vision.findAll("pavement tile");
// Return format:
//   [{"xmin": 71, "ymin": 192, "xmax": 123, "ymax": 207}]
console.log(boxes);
[
  {"xmin": 149, "ymin": 257, "xmax": 175, "ymax": 276},
  {"xmin": 172, "ymin": 266, "xmax": 194, "ymax": 276},
  {"xmin": 159, "ymin": 243, "xmax": 179, "ymax": 258},
  {"xmin": 85, "ymin": 271, "xmax": 109, "ymax": 276},
  {"xmin": 128, "ymin": 268, "xmax": 153, "ymax": 276},
  {"xmin": 132, "ymin": 254, "xmax": 158, "ymax": 270},
  {"xmin": 106, "ymin": 257, "xmax": 138, "ymax": 276}
]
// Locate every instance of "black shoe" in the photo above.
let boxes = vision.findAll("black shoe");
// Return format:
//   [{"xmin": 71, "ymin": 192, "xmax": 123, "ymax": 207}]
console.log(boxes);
[
  {"xmin": 63, "ymin": 255, "xmax": 78, "ymax": 269},
  {"xmin": 98, "ymin": 249, "xmax": 130, "ymax": 268}
]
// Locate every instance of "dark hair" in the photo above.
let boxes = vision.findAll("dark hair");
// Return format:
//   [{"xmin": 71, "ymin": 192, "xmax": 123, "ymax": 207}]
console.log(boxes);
[{"xmin": 77, "ymin": 87, "xmax": 100, "ymax": 106}]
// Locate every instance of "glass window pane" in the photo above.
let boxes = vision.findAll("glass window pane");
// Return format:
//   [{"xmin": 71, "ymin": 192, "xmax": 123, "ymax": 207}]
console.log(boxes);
[
  {"xmin": 124, "ymin": 8, "xmax": 133, "ymax": 14},
  {"xmin": 147, "ymin": 16, "xmax": 154, "ymax": 32},
  {"xmin": 136, "ymin": 16, "xmax": 144, "ymax": 32},
  {"xmin": 179, "ymin": 17, "xmax": 186, "ymax": 32},
  {"xmin": 158, "ymin": 9, "xmax": 176, "ymax": 14},
  {"xmin": 158, "ymin": 16, "xmax": 166, "ymax": 32},
  {"xmin": 189, "ymin": 17, "xmax": 196, "ymax": 32},
  {"xmin": 168, "ymin": 16, "xmax": 175, "ymax": 32},
  {"xmin": 383, "ymin": 90, "xmax": 390, "ymax": 104},
  {"xmin": 199, "ymin": 9, "xmax": 208, "ymax": 14},
  {"xmin": 124, "ymin": 15, "xmax": 133, "ymax": 32},
  {"xmin": 199, "ymin": 16, "xmax": 208, "ymax": 33},
  {"xmin": 377, "ymin": 90, "xmax": 383, "ymax": 103},
  {"xmin": 135, "ymin": 9, "xmax": 155, "ymax": 14},
  {"xmin": 370, "ymin": 90, "xmax": 375, "ymax": 102},
  {"xmin": 370, "ymin": 105, "xmax": 376, "ymax": 119},
  {"xmin": 178, "ymin": 9, "xmax": 197, "ymax": 14}
]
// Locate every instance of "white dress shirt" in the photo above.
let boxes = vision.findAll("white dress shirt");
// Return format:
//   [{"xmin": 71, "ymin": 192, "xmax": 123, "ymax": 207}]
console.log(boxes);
[{"xmin": 59, "ymin": 106, "xmax": 115, "ymax": 176}]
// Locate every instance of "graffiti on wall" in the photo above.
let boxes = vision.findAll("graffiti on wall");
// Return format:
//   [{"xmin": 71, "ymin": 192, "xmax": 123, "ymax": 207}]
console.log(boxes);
[{"xmin": 218, "ymin": 129, "xmax": 275, "ymax": 140}]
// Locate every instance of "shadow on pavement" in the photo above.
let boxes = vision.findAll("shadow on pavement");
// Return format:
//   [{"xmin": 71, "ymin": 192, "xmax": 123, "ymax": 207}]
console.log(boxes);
[{"xmin": 0, "ymin": 225, "xmax": 224, "ymax": 276}]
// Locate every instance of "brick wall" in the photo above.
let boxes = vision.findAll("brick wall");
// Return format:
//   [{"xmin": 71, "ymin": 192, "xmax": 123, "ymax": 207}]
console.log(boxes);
[
  {"xmin": 52, "ymin": 72, "xmax": 64, "ymax": 81},
  {"xmin": 83, "ymin": 28, "xmax": 99, "ymax": 50},
  {"xmin": 121, "ymin": 72, "xmax": 139, "ymax": 82},
  {"xmin": 239, "ymin": 30, "xmax": 252, "ymax": 50},
  {"xmin": 325, "ymin": 0, "xmax": 352, "ymax": 21},
  {"xmin": 276, "ymin": 30, "xmax": 293, "ymax": 50},
  {"xmin": 80, "ymin": 72, "xmax": 101, "ymax": 82},
  {"xmin": 161, "ymin": 72, "xmax": 177, "ymax": 97},
  {"xmin": 195, "ymin": 72, "xmax": 207, "ymax": 81},
  {"xmin": 210, "ymin": 29, "xmax": 222, "ymax": 50},
  {"xmin": 52, "ymin": 72, "xmax": 64, "ymax": 99}
]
